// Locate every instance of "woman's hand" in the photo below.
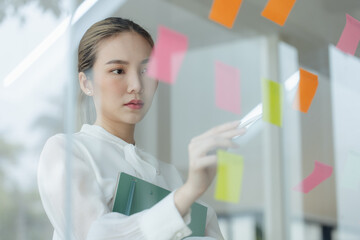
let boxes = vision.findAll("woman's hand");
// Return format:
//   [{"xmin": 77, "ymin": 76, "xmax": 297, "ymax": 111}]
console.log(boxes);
[{"xmin": 174, "ymin": 121, "xmax": 246, "ymax": 216}]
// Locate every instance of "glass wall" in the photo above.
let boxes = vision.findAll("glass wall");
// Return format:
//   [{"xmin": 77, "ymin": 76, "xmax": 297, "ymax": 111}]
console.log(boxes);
[{"xmin": 0, "ymin": 1, "xmax": 72, "ymax": 239}]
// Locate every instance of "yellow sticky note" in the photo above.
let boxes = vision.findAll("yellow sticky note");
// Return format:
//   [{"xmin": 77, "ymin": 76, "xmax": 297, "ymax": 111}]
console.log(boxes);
[
  {"xmin": 214, "ymin": 150, "xmax": 244, "ymax": 203},
  {"xmin": 261, "ymin": 78, "xmax": 283, "ymax": 126}
]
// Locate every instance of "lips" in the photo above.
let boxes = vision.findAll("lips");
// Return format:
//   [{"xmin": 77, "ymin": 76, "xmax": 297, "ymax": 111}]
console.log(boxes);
[
  {"xmin": 124, "ymin": 99, "xmax": 144, "ymax": 109},
  {"xmin": 125, "ymin": 99, "xmax": 144, "ymax": 105}
]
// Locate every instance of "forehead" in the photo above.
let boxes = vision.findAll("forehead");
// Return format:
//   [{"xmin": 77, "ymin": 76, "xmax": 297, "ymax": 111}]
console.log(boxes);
[{"xmin": 95, "ymin": 32, "xmax": 152, "ymax": 64}]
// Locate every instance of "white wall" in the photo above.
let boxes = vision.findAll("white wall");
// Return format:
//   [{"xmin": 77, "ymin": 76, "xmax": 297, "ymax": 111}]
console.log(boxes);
[{"xmin": 330, "ymin": 45, "xmax": 360, "ymax": 237}]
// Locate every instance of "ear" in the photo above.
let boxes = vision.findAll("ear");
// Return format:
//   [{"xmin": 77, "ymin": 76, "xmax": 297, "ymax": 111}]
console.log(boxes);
[{"xmin": 79, "ymin": 72, "xmax": 94, "ymax": 96}]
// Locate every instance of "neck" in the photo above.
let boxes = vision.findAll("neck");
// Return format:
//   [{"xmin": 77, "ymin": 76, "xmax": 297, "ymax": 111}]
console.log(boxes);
[{"xmin": 94, "ymin": 118, "xmax": 136, "ymax": 145}]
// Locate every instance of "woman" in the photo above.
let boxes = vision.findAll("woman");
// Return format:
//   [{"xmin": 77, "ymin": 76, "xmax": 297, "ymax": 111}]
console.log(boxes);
[{"xmin": 37, "ymin": 17, "xmax": 245, "ymax": 240}]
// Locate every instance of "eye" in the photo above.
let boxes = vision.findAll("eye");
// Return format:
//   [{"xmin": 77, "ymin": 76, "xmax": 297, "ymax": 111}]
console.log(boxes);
[{"xmin": 112, "ymin": 68, "xmax": 125, "ymax": 74}]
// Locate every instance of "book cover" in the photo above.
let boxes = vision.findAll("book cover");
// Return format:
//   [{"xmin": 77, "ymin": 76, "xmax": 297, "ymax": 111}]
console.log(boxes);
[{"xmin": 112, "ymin": 172, "xmax": 208, "ymax": 237}]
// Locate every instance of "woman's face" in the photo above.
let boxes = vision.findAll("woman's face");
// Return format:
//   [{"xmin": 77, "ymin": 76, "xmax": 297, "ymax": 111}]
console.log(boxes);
[{"xmin": 88, "ymin": 32, "xmax": 157, "ymax": 125}]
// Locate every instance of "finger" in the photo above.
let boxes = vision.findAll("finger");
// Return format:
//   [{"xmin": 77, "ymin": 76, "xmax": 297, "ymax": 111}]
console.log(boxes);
[
  {"xmin": 196, "ymin": 128, "xmax": 245, "ymax": 156},
  {"xmin": 192, "ymin": 126, "xmax": 246, "ymax": 144},
  {"xmin": 192, "ymin": 120, "xmax": 241, "ymax": 142},
  {"xmin": 218, "ymin": 127, "xmax": 247, "ymax": 139},
  {"xmin": 193, "ymin": 138, "xmax": 238, "ymax": 157},
  {"xmin": 206, "ymin": 120, "xmax": 241, "ymax": 137}
]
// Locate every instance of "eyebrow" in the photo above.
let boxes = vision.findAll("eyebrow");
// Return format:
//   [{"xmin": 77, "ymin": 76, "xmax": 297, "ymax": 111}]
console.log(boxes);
[{"xmin": 105, "ymin": 58, "xmax": 149, "ymax": 65}]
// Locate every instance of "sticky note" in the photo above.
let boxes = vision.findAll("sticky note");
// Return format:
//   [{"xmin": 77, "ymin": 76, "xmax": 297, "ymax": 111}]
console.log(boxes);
[
  {"xmin": 261, "ymin": 78, "xmax": 283, "ymax": 127},
  {"xmin": 293, "ymin": 68, "xmax": 318, "ymax": 113},
  {"xmin": 209, "ymin": 0, "xmax": 243, "ymax": 28},
  {"xmin": 215, "ymin": 61, "xmax": 241, "ymax": 114},
  {"xmin": 341, "ymin": 151, "xmax": 360, "ymax": 190},
  {"xmin": 336, "ymin": 14, "xmax": 360, "ymax": 56},
  {"xmin": 147, "ymin": 26, "xmax": 188, "ymax": 84},
  {"xmin": 215, "ymin": 150, "xmax": 244, "ymax": 203},
  {"xmin": 261, "ymin": 0, "xmax": 296, "ymax": 26},
  {"xmin": 293, "ymin": 161, "xmax": 333, "ymax": 194}
]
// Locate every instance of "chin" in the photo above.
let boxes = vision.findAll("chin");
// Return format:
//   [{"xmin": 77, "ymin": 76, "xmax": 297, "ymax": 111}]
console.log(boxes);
[{"xmin": 125, "ymin": 114, "xmax": 146, "ymax": 125}]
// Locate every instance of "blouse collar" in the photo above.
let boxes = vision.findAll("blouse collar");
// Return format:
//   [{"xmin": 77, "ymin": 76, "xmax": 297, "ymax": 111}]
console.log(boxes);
[
  {"xmin": 80, "ymin": 124, "xmax": 160, "ymax": 177},
  {"xmin": 80, "ymin": 124, "xmax": 131, "ymax": 147}
]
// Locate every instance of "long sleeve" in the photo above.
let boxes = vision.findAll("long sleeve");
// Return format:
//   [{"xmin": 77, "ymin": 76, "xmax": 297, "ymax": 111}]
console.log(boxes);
[
  {"xmin": 168, "ymin": 166, "xmax": 225, "ymax": 240},
  {"xmin": 203, "ymin": 206, "xmax": 224, "ymax": 240},
  {"xmin": 37, "ymin": 135, "xmax": 192, "ymax": 240},
  {"xmin": 182, "ymin": 206, "xmax": 224, "ymax": 240}
]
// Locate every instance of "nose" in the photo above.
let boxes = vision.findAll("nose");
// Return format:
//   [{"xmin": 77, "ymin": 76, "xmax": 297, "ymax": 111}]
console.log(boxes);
[{"xmin": 127, "ymin": 69, "xmax": 143, "ymax": 94}]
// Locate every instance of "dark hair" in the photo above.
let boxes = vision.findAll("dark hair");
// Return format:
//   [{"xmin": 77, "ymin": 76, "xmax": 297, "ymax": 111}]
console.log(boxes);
[{"xmin": 77, "ymin": 17, "xmax": 154, "ymax": 127}]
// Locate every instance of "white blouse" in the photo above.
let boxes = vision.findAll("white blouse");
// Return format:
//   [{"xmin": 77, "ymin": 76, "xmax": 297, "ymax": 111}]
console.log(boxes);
[{"xmin": 37, "ymin": 124, "xmax": 224, "ymax": 240}]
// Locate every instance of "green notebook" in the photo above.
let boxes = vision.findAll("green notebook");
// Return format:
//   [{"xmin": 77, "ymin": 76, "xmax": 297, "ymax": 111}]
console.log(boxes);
[{"xmin": 112, "ymin": 172, "xmax": 207, "ymax": 238}]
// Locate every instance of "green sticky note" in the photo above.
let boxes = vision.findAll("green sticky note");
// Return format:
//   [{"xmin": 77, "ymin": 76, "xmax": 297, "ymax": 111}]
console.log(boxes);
[
  {"xmin": 214, "ymin": 150, "xmax": 244, "ymax": 203},
  {"xmin": 341, "ymin": 151, "xmax": 360, "ymax": 190},
  {"xmin": 261, "ymin": 78, "xmax": 283, "ymax": 126}
]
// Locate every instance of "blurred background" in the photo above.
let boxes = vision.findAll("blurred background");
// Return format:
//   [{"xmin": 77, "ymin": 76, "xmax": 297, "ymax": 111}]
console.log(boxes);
[{"xmin": 0, "ymin": 0, "xmax": 360, "ymax": 239}]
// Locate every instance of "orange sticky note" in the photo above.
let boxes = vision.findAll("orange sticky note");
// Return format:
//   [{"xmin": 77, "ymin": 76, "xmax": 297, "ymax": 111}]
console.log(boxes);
[
  {"xmin": 261, "ymin": 0, "xmax": 296, "ymax": 26},
  {"xmin": 209, "ymin": 0, "xmax": 243, "ymax": 28},
  {"xmin": 293, "ymin": 68, "xmax": 318, "ymax": 113},
  {"xmin": 215, "ymin": 150, "xmax": 244, "ymax": 203}
]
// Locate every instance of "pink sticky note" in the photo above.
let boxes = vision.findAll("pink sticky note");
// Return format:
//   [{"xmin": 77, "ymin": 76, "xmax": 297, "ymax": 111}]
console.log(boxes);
[
  {"xmin": 293, "ymin": 161, "xmax": 333, "ymax": 194},
  {"xmin": 336, "ymin": 14, "xmax": 360, "ymax": 56},
  {"xmin": 147, "ymin": 26, "xmax": 188, "ymax": 84},
  {"xmin": 215, "ymin": 61, "xmax": 241, "ymax": 114}
]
